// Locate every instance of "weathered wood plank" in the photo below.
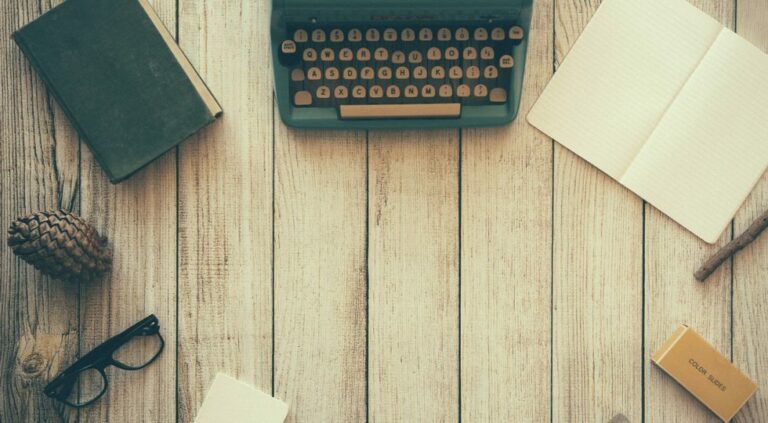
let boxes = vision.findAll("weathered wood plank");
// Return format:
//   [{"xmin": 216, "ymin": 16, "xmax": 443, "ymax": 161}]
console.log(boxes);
[
  {"xmin": 552, "ymin": 0, "xmax": 644, "ymax": 421},
  {"xmin": 368, "ymin": 130, "xmax": 459, "ymax": 422},
  {"xmin": 644, "ymin": 2, "xmax": 735, "ymax": 422},
  {"xmin": 459, "ymin": 0, "xmax": 553, "ymax": 420},
  {"xmin": 177, "ymin": 0, "xmax": 274, "ymax": 420},
  {"xmin": 76, "ymin": 0, "xmax": 177, "ymax": 420},
  {"xmin": 0, "ymin": 0, "xmax": 80, "ymax": 421},
  {"xmin": 273, "ymin": 127, "xmax": 367, "ymax": 422},
  {"xmin": 733, "ymin": 1, "xmax": 768, "ymax": 420}
]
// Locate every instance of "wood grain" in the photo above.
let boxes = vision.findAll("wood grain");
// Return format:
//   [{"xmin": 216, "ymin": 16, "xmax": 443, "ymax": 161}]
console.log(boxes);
[
  {"xmin": 177, "ymin": 0, "xmax": 274, "ymax": 421},
  {"xmin": 459, "ymin": 0, "xmax": 553, "ymax": 420},
  {"xmin": 733, "ymin": 1, "xmax": 768, "ymax": 420},
  {"xmin": 643, "ymin": 2, "xmax": 735, "ymax": 422},
  {"xmin": 368, "ymin": 130, "xmax": 459, "ymax": 423},
  {"xmin": 552, "ymin": 0, "xmax": 644, "ymax": 421},
  {"xmin": 273, "ymin": 125, "xmax": 367, "ymax": 423},
  {"xmin": 0, "ymin": 0, "xmax": 80, "ymax": 421},
  {"xmin": 76, "ymin": 0, "xmax": 178, "ymax": 420}
]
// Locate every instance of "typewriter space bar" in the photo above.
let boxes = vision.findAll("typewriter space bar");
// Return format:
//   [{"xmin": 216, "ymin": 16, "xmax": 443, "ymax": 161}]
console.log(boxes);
[{"xmin": 339, "ymin": 103, "xmax": 461, "ymax": 119}]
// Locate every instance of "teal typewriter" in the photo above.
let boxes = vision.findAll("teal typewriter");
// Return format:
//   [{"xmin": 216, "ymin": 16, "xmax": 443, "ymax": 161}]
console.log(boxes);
[{"xmin": 271, "ymin": 0, "xmax": 533, "ymax": 129}]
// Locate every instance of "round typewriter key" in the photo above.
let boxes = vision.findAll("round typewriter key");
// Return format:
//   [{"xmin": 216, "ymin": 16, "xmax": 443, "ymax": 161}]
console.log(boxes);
[
  {"xmin": 334, "ymin": 86, "xmax": 349, "ymax": 99},
  {"xmin": 404, "ymin": 85, "xmax": 419, "ymax": 98},
  {"xmin": 321, "ymin": 48, "xmax": 335, "ymax": 61},
  {"xmin": 483, "ymin": 65, "xmax": 498, "ymax": 79},
  {"xmin": 419, "ymin": 28, "xmax": 433, "ymax": 41},
  {"xmin": 356, "ymin": 48, "xmax": 371, "ymax": 61},
  {"xmin": 490, "ymin": 88, "xmax": 507, "ymax": 103},
  {"xmin": 343, "ymin": 67, "xmax": 358, "ymax": 80},
  {"xmin": 421, "ymin": 84, "xmax": 436, "ymax": 98},
  {"xmin": 491, "ymin": 27, "xmax": 505, "ymax": 41},
  {"xmin": 386, "ymin": 85, "xmax": 401, "ymax": 98},
  {"xmin": 294, "ymin": 29, "xmax": 308, "ymax": 43},
  {"xmin": 449, "ymin": 66, "xmax": 463, "ymax": 79},
  {"xmin": 427, "ymin": 47, "xmax": 441, "ymax": 61},
  {"xmin": 312, "ymin": 29, "xmax": 326, "ymax": 42},
  {"xmin": 294, "ymin": 91, "xmax": 312, "ymax": 106},
  {"xmin": 408, "ymin": 51, "xmax": 422, "ymax": 64},
  {"xmin": 378, "ymin": 66, "xmax": 392, "ymax": 79},
  {"xmin": 455, "ymin": 27, "xmax": 469, "ymax": 41},
  {"xmin": 466, "ymin": 65, "xmax": 480, "ymax": 79},
  {"xmin": 361, "ymin": 67, "xmax": 375, "ymax": 80},
  {"xmin": 401, "ymin": 28, "xmax": 415, "ymax": 41},
  {"xmin": 325, "ymin": 67, "xmax": 339, "ymax": 80},
  {"xmin": 445, "ymin": 47, "xmax": 459, "ymax": 60},
  {"xmin": 463, "ymin": 47, "xmax": 477, "ymax": 60},
  {"xmin": 365, "ymin": 28, "xmax": 380, "ymax": 42},
  {"xmin": 330, "ymin": 29, "xmax": 344, "ymax": 42},
  {"xmin": 395, "ymin": 66, "xmax": 410, "ymax": 79},
  {"xmin": 509, "ymin": 26, "xmax": 524, "ymax": 40},
  {"xmin": 307, "ymin": 67, "xmax": 322, "ymax": 80},
  {"xmin": 392, "ymin": 51, "xmax": 406, "ymax": 64},
  {"xmin": 439, "ymin": 84, "xmax": 453, "ymax": 97},
  {"xmin": 431, "ymin": 66, "xmax": 445, "ymax": 79},
  {"xmin": 474, "ymin": 84, "xmax": 488, "ymax": 97},
  {"xmin": 474, "ymin": 28, "xmax": 488, "ymax": 41},
  {"xmin": 303, "ymin": 48, "xmax": 317, "ymax": 61},
  {"xmin": 352, "ymin": 85, "xmax": 366, "ymax": 98},
  {"xmin": 290, "ymin": 68, "xmax": 305, "ymax": 81},
  {"xmin": 281, "ymin": 40, "xmax": 296, "ymax": 54},
  {"xmin": 383, "ymin": 28, "xmax": 398, "ymax": 41},
  {"xmin": 413, "ymin": 66, "xmax": 427, "ymax": 79},
  {"xmin": 339, "ymin": 48, "xmax": 354, "ymax": 61},
  {"xmin": 369, "ymin": 85, "xmax": 383, "ymax": 98},
  {"xmin": 499, "ymin": 54, "xmax": 514, "ymax": 68},
  {"xmin": 374, "ymin": 48, "xmax": 389, "ymax": 61},
  {"xmin": 349, "ymin": 29, "xmax": 362, "ymax": 42},
  {"xmin": 316, "ymin": 86, "xmax": 331, "ymax": 99},
  {"xmin": 457, "ymin": 84, "xmax": 471, "ymax": 97},
  {"xmin": 481, "ymin": 46, "xmax": 495, "ymax": 60},
  {"xmin": 437, "ymin": 28, "xmax": 451, "ymax": 41}
]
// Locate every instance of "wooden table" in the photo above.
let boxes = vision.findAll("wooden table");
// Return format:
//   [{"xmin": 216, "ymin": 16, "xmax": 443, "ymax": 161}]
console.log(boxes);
[{"xmin": 2, "ymin": 0, "xmax": 767, "ymax": 421}]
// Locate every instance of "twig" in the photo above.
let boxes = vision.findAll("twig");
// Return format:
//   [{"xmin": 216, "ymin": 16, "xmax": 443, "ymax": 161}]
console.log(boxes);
[{"xmin": 695, "ymin": 208, "xmax": 768, "ymax": 282}]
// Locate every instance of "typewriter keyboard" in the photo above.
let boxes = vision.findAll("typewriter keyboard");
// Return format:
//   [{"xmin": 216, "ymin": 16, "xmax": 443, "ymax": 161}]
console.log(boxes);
[{"xmin": 278, "ymin": 25, "xmax": 524, "ymax": 119}]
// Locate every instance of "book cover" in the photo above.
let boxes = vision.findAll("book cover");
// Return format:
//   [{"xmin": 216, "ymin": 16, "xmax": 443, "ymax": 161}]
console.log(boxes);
[{"xmin": 13, "ymin": 0, "xmax": 222, "ymax": 183}]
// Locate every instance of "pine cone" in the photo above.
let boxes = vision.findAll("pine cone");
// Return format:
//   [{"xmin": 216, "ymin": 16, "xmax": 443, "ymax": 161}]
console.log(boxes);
[{"xmin": 7, "ymin": 210, "xmax": 111, "ymax": 282}]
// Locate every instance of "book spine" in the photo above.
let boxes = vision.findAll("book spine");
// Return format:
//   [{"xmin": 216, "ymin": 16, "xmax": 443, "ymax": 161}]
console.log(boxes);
[
  {"xmin": 136, "ymin": 0, "xmax": 223, "ymax": 118},
  {"xmin": 12, "ymin": 31, "xmax": 118, "ymax": 182}
]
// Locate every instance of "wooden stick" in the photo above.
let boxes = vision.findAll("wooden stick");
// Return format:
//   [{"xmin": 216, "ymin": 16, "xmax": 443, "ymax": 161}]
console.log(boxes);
[{"xmin": 695, "ymin": 208, "xmax": 768, "ymax": 282}]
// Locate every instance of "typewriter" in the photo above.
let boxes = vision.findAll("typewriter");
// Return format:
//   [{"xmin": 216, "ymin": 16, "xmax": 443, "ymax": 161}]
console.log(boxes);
[{"xmin": 270, "ymin": 0, "xmax": 533, "ymax": 129}]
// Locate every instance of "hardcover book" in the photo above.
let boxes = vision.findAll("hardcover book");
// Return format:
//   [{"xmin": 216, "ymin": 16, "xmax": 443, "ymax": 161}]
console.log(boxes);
[{"xmin": 13, "ymin": 0, "xmax": 222, "ymax": 183}]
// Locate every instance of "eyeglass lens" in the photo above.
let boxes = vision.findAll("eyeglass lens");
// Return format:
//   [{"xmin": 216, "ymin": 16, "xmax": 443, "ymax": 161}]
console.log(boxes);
[
  {"xmin": 111, "ymin": 332, "xmax": 164, "ymax": 369},
  {"xmin": 50, "ymin": 367, "xmax": 107, "ymax": 407}
]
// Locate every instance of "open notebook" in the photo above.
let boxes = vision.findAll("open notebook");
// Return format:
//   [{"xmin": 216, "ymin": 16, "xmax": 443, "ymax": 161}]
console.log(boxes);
[{"xmin": 527, "ymin": 0, "xmax": 768, "ymax": 243}]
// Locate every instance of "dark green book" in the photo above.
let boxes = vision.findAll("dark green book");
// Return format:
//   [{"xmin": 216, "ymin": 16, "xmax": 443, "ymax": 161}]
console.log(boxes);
[{"xmin": 13, "ymin": 0, "xmax": 222, "ymax": 183}]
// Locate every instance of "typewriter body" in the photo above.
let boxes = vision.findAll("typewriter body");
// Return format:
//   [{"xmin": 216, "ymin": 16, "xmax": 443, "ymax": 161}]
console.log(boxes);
[{"xmin": 271, "ymin": 0, "xmax": 533, "ymax": 129}]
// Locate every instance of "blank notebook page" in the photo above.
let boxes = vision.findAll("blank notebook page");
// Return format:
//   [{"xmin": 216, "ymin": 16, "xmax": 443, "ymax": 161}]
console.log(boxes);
[
  {"xmin": 621, "ymin": 30, "xmax": 768, "ymax": 243},
  {"xmin": 528, "ymin": 0, "xmax": 768, "ymax": 243},
  {"xmin": 527, "ymin": 0, "xmax": 721, "ymax": 180}
]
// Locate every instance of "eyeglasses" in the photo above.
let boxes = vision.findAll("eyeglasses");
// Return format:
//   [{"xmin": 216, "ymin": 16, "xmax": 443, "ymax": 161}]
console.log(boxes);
[{"xmin": 44, "ymin": 314, "xmax": 165, "ymax": 407}]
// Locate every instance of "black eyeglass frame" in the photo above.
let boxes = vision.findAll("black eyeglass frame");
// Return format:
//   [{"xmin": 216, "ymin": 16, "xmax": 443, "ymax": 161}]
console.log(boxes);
[{"xmin": 44, "ymin": 314, "xmax": 165, "ymax": 408}]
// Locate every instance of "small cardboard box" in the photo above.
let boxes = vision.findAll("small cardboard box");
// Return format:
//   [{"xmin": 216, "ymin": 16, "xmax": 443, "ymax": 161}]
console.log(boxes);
[{"xmin": 652, "ymin": 325, "xmax": 757, "ymax": 422}]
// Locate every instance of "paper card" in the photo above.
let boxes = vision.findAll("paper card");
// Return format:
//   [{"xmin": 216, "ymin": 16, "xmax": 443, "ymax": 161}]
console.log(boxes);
[{"xmin": 194, "ymin": 373, "xmax": 289, "ymax": 423}]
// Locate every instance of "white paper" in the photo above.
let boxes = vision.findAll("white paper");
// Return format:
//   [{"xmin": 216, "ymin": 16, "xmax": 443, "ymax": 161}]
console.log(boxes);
[
  {"xmin": 194, "ymin": 373, "xmax": 289, "ymax": 423},
  {"xmin": 527, "ymin": 0, "xmax": 768, "ymax": 243}
]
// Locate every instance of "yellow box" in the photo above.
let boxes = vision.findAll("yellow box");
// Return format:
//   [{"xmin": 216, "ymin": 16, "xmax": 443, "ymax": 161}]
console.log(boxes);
[{"xmin": 652, "ymin": 325, "xmax": 757, "ymax": 422}]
